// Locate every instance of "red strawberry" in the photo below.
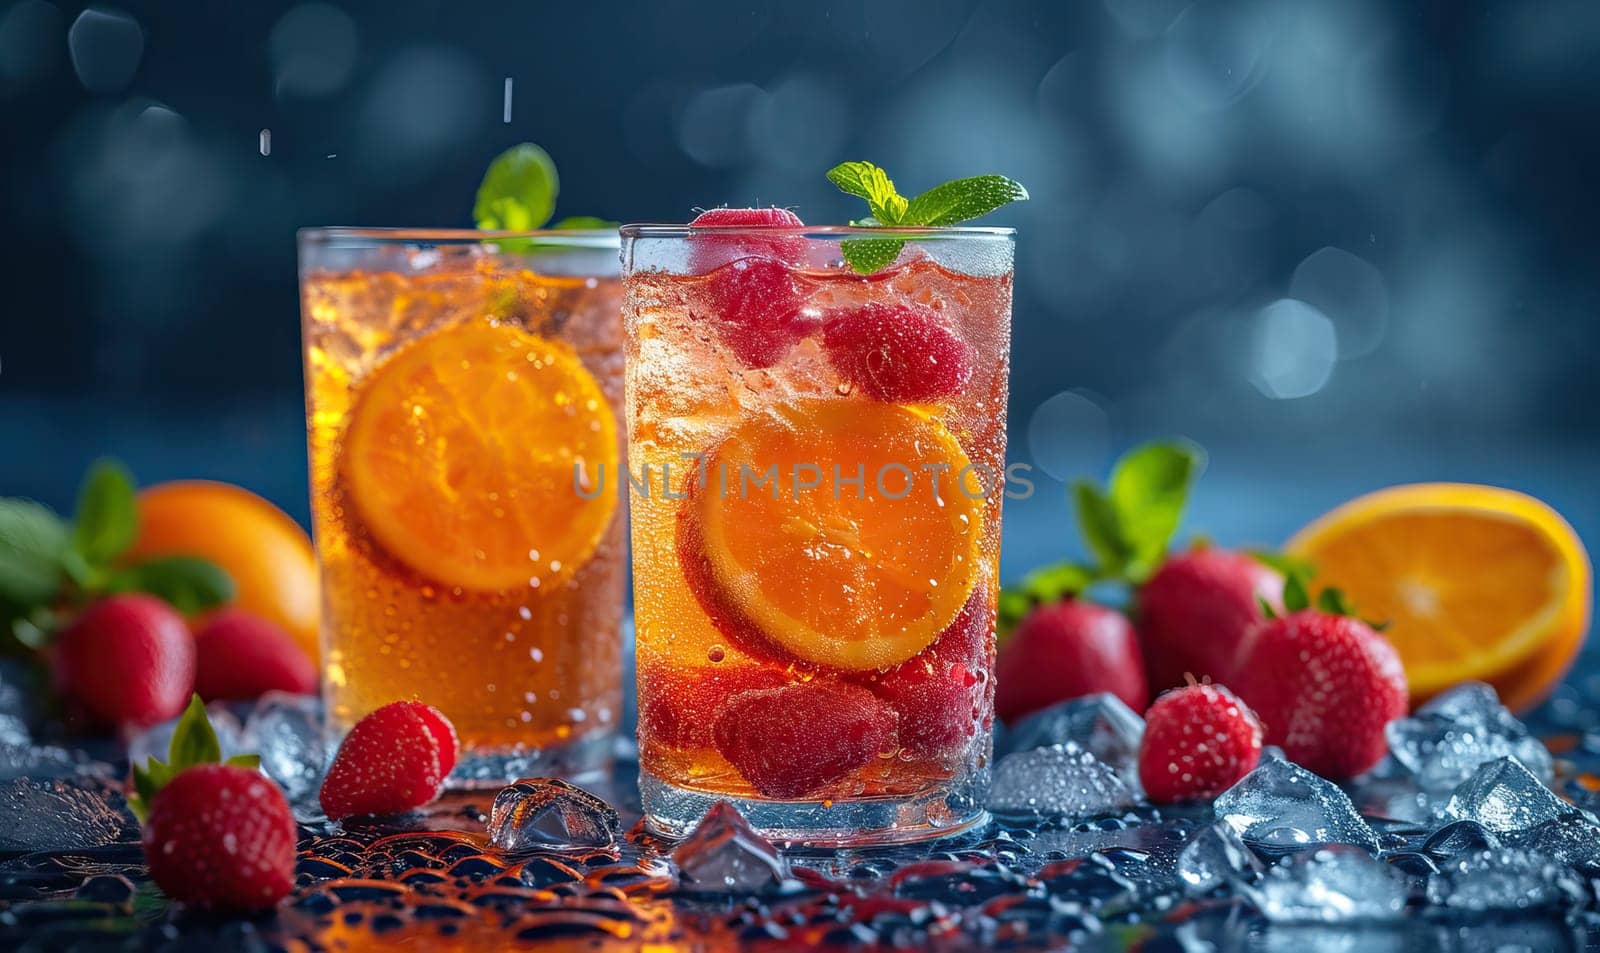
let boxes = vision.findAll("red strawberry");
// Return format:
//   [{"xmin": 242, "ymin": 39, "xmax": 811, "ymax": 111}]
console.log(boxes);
[
  {"xmin": 404, "ymin": 701, "xmax": 460, "ymax": 777},
  {"xmin": 142, "ymin": 764, "xmax": 296, "ymax": 911},
  {"xmin": 639, "ymin": 661, "xmax": 789, "ymax": 751},
  {"xmin": 862, "ymin": 591, "xmax": 991, "ymax": 759},
  {"xmin": 1137, "ymin": 683, "xmax": 1263, "ymax": 803},
  {"xmin": 688, "ymin": 207, "xmax": 808, "ymax": 270},
  {"xmin": 1230, "ymin": 610, "xmax": 1408, "ymax": 779},
  {"xmin": 1136, "ymin": 548, "xmax": 1283, "ymax": 693},
  {"xmin": 193, "ymin": 609, "xmax": 316, "ymax": 702},
  {"xmin": 54, "ymin": 594, "xmax": 195, "ymax": 730},
  {"xmin": 319, "ymin": 700, "xmax": 450, "ymax": 819},
  {"xmin": 712, "ymin": 681, "xmax": 897, "ymax": 799},
  {"xmin": 700, "ymin": 257, "xmax": 815, "ymax": 368},
  {"xmin": 821, "ymin": 303, "xmax": 974, "ymax": 402},
  {"xmin": 995, "ymin": 599, "xmax": 1147, "ymax": 725}
]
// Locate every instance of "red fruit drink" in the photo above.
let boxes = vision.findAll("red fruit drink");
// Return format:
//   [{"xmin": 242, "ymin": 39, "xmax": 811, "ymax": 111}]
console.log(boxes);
[{"xmin": 622, "ymin": 221, "xmax": 1014, "ymax": 845}]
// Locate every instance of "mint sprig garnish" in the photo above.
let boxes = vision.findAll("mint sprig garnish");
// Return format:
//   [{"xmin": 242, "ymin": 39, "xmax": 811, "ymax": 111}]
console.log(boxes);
[
  {"xmin": 825, "ymin": 161, "xmax": 1028, "ymax": 274},
  {"xmin": 473, "ymin": 144, "xmax": 615, "ymax": 236},
  {"xmin": 0, "ymin": 459, "xmax": 235, "ymax": 653},
  {"xmin": 128, "ymin": 695, "xmax": 261, "ymax": 822}
]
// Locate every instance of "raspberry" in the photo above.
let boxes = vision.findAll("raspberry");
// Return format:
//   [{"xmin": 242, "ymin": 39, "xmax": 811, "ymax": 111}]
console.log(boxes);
[
  {"xmin": 142, "ymin": 764, "xmax": 297, "ymax": 911},
  {"xmin": 862, "ymin": 591, "xmax": 990, "ymax": 759},
  {"xmin": 688, "ymin": 207, "xmax": 808, "ymax": 270},
  {"xmin": 1137, "ymin": 683, "xmax": 1263, "ymax": 803},
  {"xmin": 712, "ymin": 681, "xmax": 897, "ymax": 799},
  {"xmin": 699, "ymin": 257, "xmax": 815, "ymax": 368},
  {"xmin": 404, "ymin": 701, "xmax": 460, "ymax": 777},
  {"xmin": 319, "ymin": 700, "xmax": 451, "ymax": 819},
  {"xmin": 821, "ymin": 303, "xmax": 974, "ymax": 402}
]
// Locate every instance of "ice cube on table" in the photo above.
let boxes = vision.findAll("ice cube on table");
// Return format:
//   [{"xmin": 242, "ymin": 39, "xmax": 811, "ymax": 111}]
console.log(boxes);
[
  {"xmin": 127, "ymin": 703, "xmax": 247, "ymax": 768},
  {"xmin": 1002, "ymin": 694, "xmax": 1144, "ymax": 782},
  {"xmin": 671, "ymin": 801, "xmax": 789, "ymax": 894},
  {"xmin": 988, "ymin": 742, "xmax": 1136, "ymax": 822},
  {"xmin": 1214, "ymin": 755, "xmax": 1380, "ymax": 854},
  {"xmin": 1178, "ymin": 821, "xmax": 1264, "ymax": 894},
  {"xmin": 0, "ymin": 778, "xmax": 137, "ymax": 856},
  {"xmin": 240, "ymin": 692, "xmax": 327, "ymax": 805},
  {"xmin": 1249, "ymin": 846, "xmax": 1406, "ymax": 922},
  {"xmin": 1425, "ymin": 848, "xmax": 1586, "ymax": 911},
  {"xmin": 1437, "ymin": 756, "xmax": 1569, "ymax": 833},
  {"xmin": 1421, "ymin": 819, "xmax": 1501, "ymax": 859},
  {"xmin": 1386, "ymin": 682, "xmax": 1553, "ymax": 791},
  {"xmin": 1503, "ymin": 813, "xmax": 1600, "ymax": 871},
  {"xmin": 0, "ymin": 742, "xmax": 112, "ymax": 782},
  {"xmin": 487, "ymin": 778, "xmax": 620, "ymax": 851}
]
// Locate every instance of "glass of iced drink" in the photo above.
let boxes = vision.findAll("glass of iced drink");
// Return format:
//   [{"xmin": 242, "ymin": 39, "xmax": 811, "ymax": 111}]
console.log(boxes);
[
  {"xmin": 622, "ymin": 222, "xmax": 1014, "ymax": 844},
  {"xmin": 298, "ymin": 228, "xmax": 625, "ymax": 785}
]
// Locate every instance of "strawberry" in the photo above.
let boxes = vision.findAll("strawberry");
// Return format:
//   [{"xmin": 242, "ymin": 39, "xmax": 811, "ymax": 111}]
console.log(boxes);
[
  {"xmin": 994, "ymin": 599, "xmax": 1147, "ymax": 725},
  {"xmin": 712, "ymin": 681, "xmax": 897, "ymax": 799},
  {"xmin": 861, "ymin": 591, "xmax": 991, "ymax": 759},
  {"xmin": 143, "ymin": 764, "xmax": 296, "ymax": 910},
  {"xmin": 821, "ymin": 303, "xmax": 974, "ymax": 402},
  {"xmin": 639, "ymin": 661, "xmax": 788, "ymax": 750},
  {"xmin": 1135, "ymin": 548, "xmax": 1283, "ymax": 693},
  {"xmin": 319, "ymin": 700, "xmax": 452, "ymax": 819},
  {"xmin": 1230, "ymin": 609, "xmax": 1408, "ymax": 779},
  {"xmin": 193, "ymin": 609, "xmax": 316, "ymax": 702},
  {"xmin": 54, "ymin": 594, "xmax": 195, "ymax": 730},
  {"xmin": 405, "ymin": 701, "xmax": 460, "ymax": 777},
  {"xmin": 688, "ymin": 207, "xmax": 808, "ymax": 270},
  {"xmin": 1137, "ymin": 683, "xmax": 1263, "ymax": 802},
  {"xmin": 699, "ymin": 257, "xmax": 815, "ymax": 368}
]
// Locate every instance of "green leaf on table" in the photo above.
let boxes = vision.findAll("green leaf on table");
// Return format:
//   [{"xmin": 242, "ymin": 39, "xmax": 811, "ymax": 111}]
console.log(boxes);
[
  {"xmin": 0, "ymin": 499, "xmax": 69, "ymax": 606},
  {"xmin": 108, "ymin": 557, "xmax": 234, "ymax": 614},
  {"xmin": 903, "ymin": 175, "xmax": 1029, "ymax": 227},
  {"xmin": 474, "ymin": 143, "xmax": 559, "ymax": 232},
  {"xmin": 551, "ymin": 215, "xmax": 619, "ymax": 230},
  {"xmin": 71, "ymin": 459, "xmax": 137, "ymax": 566},
  {"xmin": 1107, "ymin": 440, "xmax": 1201, "ymax": 581}
]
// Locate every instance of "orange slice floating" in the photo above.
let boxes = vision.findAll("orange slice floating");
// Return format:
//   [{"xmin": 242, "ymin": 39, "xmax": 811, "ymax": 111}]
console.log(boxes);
[
  {"xmin": 684, "ymin": 400, "xmax": 986, "ymax": 671},
  {"xmin": 342, "ymin": 321, "xmax": 618, "ymax": 592},
  {"xmin": 1286, "ymin": 483, "xmax": 1590, "ymax": 710}
]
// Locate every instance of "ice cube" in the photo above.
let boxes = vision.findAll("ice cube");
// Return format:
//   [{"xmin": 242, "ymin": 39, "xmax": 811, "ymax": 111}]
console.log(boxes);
[
  {"xmin": 487, "ymin": 778, "xmax": 620, "ymax": 851},
  {"xmin": 1002, "ymin": 694, "xmax": 1144, "ymax": 781},
  {"xmin": 1503, "ymin": 813, "xmax": 1600, "ymax": 871},
  {"xmin": 240, "ymin": 693, "xmax": 328, "ymax": 806},
  {"xmin": 0, "ymin": 743, "xmax": 112, "ymax": 781},
  {"xmin": 1437, "ymin": 756, "xmax": 1568, "ymax": 833},
  {"xmin": 1249, "ymin": 846, "xmax": 1406, "ymax": 922},
  {"xmin": 671, "ymin": 801, "xmax": 789, "ymax": 894},
  {"xmin": 1214, "ymin": 755, "xmax": 1380, "ymax": 854},
  {"xmin": 1385, "ymin": 682, "xmax": 1552, "ymax": 791},
  {"xmin": 1421, "ymin": 819, "xmax": 1501, "ymax": 859},
  {"xmin": 127, "ymin": 703, "xmax": 247, "ymax": 769},
  {"xmin": 988, "ymin": 742, "xmax": 1136, "ymax": 821},
  {"xmin": 1178, "ymin": 821, "xmax": 1264, "ymax": 894},
  {"xmin": 0, "ymin": 778, "xmax": 137, "ymax": 856},
  {"xmin": 1425, "ymin": 848, "xmax": 1586, "ymax": 911}
]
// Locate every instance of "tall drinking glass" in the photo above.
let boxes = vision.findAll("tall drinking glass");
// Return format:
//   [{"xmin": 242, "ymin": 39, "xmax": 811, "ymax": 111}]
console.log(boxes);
[
  {"xmin": 622, "ymin": 225, "xmax": 1014, "ymax": 844},
  {"xmin": 297, "ymin": 229, "xmax": 624, "ymax": 785}
]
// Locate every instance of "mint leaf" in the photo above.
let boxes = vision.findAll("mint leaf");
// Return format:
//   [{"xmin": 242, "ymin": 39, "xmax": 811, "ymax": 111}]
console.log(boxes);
[
  {"xmin": 826, "ymin": 161, "xmax": 908, "ymax": 224},
  {"xmin": 904, "ymin": 175, "xmax": 1029, "ymax": 227},
  {"xmin": 1107, "ymin": 441, "xmax": 1201, "ymax": 581},
  {"xmin": 0, "ymin": 499, "xmax": 68, "ymax": 606},
  {"xmin": 840, "ymin": 236, "xmax": 906, "ymax": 274},
  {"xmin": 1073, "ymin": 482, "xmax": 1131, "ymax": 576},
  {"xmin": 108, "ymin": 557, "xmax": 234, "ymax": 614},
  {"xmin": 552, "ymin": 215, "xmax": 618, "ymax": 230},
  {"xmin": 71, "ymin": 460, "xmax": 137, "ymax": 566},
  {"xmin": 475, "ymin": 144, "xmax": 558, "ymax": 231}
]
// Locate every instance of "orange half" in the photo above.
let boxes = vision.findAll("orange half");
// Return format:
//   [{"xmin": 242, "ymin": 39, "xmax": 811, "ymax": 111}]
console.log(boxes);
[
  {"xmin": 342, "ymin": 321, "xmax": 618, "ymax": 592},
  {"xmin": 1286, "ymin": 483, "xmax": 1590, "ymax": 709},
  {"xmin": 690, "ymin": 400, "xmax": 986, "ymax": 671}
]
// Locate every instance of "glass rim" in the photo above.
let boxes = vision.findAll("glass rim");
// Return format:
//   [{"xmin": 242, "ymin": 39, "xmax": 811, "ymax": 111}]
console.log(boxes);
[
  {"xmin": 297, "ymin": 226, "xmax": 620, "ymax": 248},
  {"xmin": 618, "ymin": 223, "xmax": 1016, "ymax": 240}
]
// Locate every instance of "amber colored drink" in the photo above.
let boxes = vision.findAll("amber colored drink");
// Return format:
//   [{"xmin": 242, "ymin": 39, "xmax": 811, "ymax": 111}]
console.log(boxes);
[
  {"xmin": 622, "ymin": 225, "xmax": 1014, "ymax": 844},
  {"xmin": 297, "ymin": 229, "xmax": 624, "ymax": 784}
]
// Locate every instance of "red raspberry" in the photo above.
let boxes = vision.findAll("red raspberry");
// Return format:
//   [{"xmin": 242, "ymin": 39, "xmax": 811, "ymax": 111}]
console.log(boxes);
[
  {"xmin": 688, "ymin": 207, "xmax": 808, "ymax": 270},
  {"xmin": 193, "ymin": 609, "xmax": 316, "ymax": 702},
  {"xmin": 995, "ymin": 599, "xmax": 1148, "ymax": 725},
  {"xmin": 700, "ymin": 257, "xmax": 815, "ymax": 368},
  {"xmin": 712, "ymin": 681, "xmax": 897, "ymax": 799},
  {"xmin": 1136, "ymin": 548, "xmax": 1284, "ymax": 694},
  {"xmin": 404, "ymin": 701, "xmax": 460, "ymax": 777},
  {"xmin": 1231, "ymin": 610, "xmax": 1408, "ymax": 779},
  {"xmin": 863, "ymin": 591, "xmax": 991, "ymax": 760},
  {"xmin": 638, "ymin": 661, "xmax": 788, "ymax": 751},
  {"xmin": 142, "ymin": 764, "xmax": 296, "ymax": 911},
  {"xmin": 319, "ymin": 700, "xmax": 451, "ymax": 819},
  {"xmin": 821, "ymin": 303, "xmax": 974, "ymax": 402},
  {"xmin": 54, "ymin": 594, "xmax": 195, "ymax": 730},
  {"xmin": 1137, "ymin": 683, "xmax": 1263, "ymax": 803}
]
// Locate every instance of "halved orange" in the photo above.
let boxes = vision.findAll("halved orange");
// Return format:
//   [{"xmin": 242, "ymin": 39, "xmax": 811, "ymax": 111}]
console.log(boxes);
[
  {"xmin": 342, "ymin": 321, "xmax": 618, "ymax": 592},
  {"xmin": 681, "ymin": 400, "xmax": 987, "ymax": 672},
  {"xmin": 1286, "ymin": 483, "xmax": 1590, "ymax": 710}
]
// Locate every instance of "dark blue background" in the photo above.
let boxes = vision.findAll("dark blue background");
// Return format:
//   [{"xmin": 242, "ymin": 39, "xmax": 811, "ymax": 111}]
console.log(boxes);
[{"xmin": 3, "ymin": 1, "xmax": 1597, "ymax": 622}]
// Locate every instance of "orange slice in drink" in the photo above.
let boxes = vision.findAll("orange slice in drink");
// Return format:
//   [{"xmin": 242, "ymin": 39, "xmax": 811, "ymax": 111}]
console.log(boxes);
[
  {"xmin": 682, "ymin": 400, "xmax": 986, "ymax": 671},
  {"xmin": 1286, "ymin": 483, "xmax": 1590, "ymax": 710},
  {"xmin": 342, "ymin": 321, "xmax": 618, "ymax": 592}
]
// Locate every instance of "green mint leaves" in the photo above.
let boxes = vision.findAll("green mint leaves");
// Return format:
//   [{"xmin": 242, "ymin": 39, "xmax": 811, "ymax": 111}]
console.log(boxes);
[
  {"xmin": 998, "ymin": 440, "xmax": 1201, "ymax": 632},
  {"xmin": 128, "ymin": 695, "xmax": 261, "ymax": 822},
  {"xmin": 825, "ymin": 161, "xmax": 1028, "ymax": 274},
  {"xmin": 0, "ymin": 460, "xmax": 235, "ymax": 653},
  {"xmin": 473, "ymin": 144, "xmax": 616, "ymax": 236}
]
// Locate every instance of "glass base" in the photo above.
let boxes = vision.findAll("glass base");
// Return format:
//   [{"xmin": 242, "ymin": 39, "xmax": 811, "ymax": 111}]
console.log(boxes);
[
  {"xmin": 446, "ymin": 730, "xmax": 614, "ymax": 789},
  {"xmin": 640, "ymin": 766, "xmax": 990, "ymax": 848}
]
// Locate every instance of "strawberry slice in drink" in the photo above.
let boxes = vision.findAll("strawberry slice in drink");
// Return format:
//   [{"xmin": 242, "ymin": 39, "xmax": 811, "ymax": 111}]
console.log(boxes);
[
  {"xmin": 857, "ymin": 589, "xmax": 992, "ymax": 761},
  {"xmin": 638, "ymin": 660, "xmax": 789, "ymax": 751},
  {"xmin": 712, "ymin": 680, "xmax": 897, "ymax": 799}
]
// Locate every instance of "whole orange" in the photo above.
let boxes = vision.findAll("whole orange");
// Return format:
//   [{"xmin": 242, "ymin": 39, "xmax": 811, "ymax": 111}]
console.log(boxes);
[{"xmin": 125, "ymin": 481, "xmax": 320, "ymax": 661}]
